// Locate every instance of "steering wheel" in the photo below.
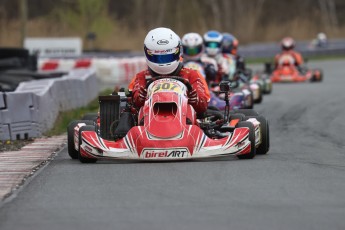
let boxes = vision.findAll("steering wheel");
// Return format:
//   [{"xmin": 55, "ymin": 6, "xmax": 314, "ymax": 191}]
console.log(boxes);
[{"xmin": 145, "ymin": 76, "xmax": 193, "ymax": 91}]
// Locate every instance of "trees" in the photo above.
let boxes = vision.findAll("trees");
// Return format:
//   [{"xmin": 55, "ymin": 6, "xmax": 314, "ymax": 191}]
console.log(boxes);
[{"xmin": 0, "ymin": 0, "xmax": 344, "ymax": 48}]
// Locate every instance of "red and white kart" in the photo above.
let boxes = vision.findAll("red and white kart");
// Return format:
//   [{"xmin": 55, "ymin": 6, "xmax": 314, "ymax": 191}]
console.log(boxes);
[
  {"xmin": 270, "ymin": 55, "xmax": 323, "ymax": 83},
  {"xmin": 67, "ymin": 77, "xmax": 269, "ymax": 163}
]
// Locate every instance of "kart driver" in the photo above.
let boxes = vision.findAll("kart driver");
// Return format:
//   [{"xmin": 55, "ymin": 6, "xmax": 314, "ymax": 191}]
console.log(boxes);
[
  {"xmin": 221, "ymin": 33, "xmax": 246, "ymax": 74},
  {"xmin": 274, "ymin": 37, "xmax": 304, "ymax": 69},
  {"xmin": 203, "ymin": 30, "xmax": 235, "ymax": 82},
  {"xmin": 181, "ymin": 32, "xmax": 218, "ymax": 84},
  {"xmin": 131, "ymin": 27, "xmax": 210, "ymax": 113}
]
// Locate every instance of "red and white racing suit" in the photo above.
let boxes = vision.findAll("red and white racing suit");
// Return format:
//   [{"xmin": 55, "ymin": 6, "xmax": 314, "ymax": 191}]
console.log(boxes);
[
  {"xmin": 131, "ymin": 67, "xmax": 210, "ymax": 113},
  {"xmin": 274, "ymin": 50, "xmax": 304, "ymax": 68}
]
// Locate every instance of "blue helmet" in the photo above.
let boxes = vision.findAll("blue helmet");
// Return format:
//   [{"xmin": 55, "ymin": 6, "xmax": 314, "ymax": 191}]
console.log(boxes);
[
  {"xmin": 203, "ymin": 30, "xmax": 223, "ymax": 57},
  {"xmin": 222, "ymin": 33, "xmax": 238, "ymax": 55}
]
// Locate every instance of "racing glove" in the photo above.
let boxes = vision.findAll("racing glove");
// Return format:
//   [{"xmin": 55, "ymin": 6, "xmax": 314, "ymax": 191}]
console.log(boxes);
[
  {"xmin": 187, "ymin": 89, "xmax": 198, "ymax": 105},
  {"xmin": 138, "ymin": 86, "xmax": 147, "ymax": 103}
]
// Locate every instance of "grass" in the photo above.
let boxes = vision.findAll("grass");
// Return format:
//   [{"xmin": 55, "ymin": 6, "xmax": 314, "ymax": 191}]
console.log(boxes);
[{"xmin": 44, "ymin": 88, "xmax": 113, "ymax": 136}]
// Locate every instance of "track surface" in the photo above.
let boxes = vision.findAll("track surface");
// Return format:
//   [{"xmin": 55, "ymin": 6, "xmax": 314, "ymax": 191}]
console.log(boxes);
[{"xmin": 0, "ymin": 60, "xmax": 344, "ymax": 230}]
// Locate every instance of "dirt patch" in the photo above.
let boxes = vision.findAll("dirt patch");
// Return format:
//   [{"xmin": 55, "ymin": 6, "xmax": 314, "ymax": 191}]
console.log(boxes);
[{"xmin": 0, "ymin": 139, "xmax": 34, "ymax": 152}]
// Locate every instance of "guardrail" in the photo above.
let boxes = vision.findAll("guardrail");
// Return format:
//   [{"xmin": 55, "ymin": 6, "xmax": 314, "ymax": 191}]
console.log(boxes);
[
  {"xmin": 38, "ymin": 57, "xmax": 147, "ymax": 85},
  {"xmin": 238, "ymin": 39, "xmax": 345, "ymax": 59},
  {"xmin": 0, "ymin": 68, "xmax": 98, "ymax": 140}
]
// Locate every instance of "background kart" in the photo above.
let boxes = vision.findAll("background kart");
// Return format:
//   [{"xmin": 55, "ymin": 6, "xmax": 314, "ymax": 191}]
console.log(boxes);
[
  {"xmin": 67, "ymin": 77, "xmax": 269, "ymax": 163},
  {"xmin": 184, "ymin": 61, "xmax": 254, "ymax": 110},
  {"xmin": 222, "ymin": 55, "xmax": 263, "ymax": 104},
  {"xmin": 261, "ymin": 60, "xmax": 323, "ymax": 83},
  {"xmin": 250, "ymin": 66, "xmax": 273, "ymax": 95}
]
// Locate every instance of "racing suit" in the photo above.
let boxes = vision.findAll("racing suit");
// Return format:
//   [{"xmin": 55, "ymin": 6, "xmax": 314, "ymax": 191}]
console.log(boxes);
[
  {"xmin": 131, "ymin": 63, "xmax": 210, "ymax": 113},
  {"xmin": 274, "ymin": 50, "xmax": 304, "ymax": 68},
  {"xmin": 204, "ymin": 53, "xmax": 237, "ymax": 82},
  {"xmin": 183, "ymin": 56, "xmax": 218, "ymax": 84}
]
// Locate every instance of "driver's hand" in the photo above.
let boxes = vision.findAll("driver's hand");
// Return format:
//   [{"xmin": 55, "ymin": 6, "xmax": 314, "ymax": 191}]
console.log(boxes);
[
  {"xmin": 138, "ymin": 86, "xmax": 147, "ymax": 103},
  {"xmin": 187, "ymin": 89, "xmax": 198, "ymax": 105}
]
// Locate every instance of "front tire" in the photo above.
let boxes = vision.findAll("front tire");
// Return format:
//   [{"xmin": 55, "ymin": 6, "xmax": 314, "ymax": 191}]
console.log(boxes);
[
  {"xmin": 67, "ymin": 120, "xmax": 93, "ymax": 159},
  {"xmin": 236, "ymin": 121, "xmax": 256, "ymax": 159},
  {"xmin": 78, "ymin": 125, "xmax": 98, "ymax": 163}
]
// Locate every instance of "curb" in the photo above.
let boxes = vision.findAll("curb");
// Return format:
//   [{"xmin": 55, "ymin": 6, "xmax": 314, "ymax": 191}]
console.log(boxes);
[{"xmin": 0, "ymin": 135, "xmax": 67, "ymax": 202}]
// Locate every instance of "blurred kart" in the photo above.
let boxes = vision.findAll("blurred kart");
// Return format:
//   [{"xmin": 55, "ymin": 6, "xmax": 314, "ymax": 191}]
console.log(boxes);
[
  {"xmin": 67, "ymin": 77, "xmax": 269, "ymax": 163},
  {"xmin": 210, "ymin": 83, "xmax": 253, "ymax": 110},
  {"xmin": 263, "ymin": 57, "xmax": 323, "ymax": 83},
  {"xmin": 236, "ymin": 70, "xmax": 263, "ymax": 104},
  {"xmin": 250, "ymin": 65, "xmax": 273, "ymax": 95},
  {"xmin": 223, "ymin": 54, "xmax": 263, "ymax": 104},
  {"xmin": 184, "ymin": 61, "xmax": 254, "ymax": 110}
]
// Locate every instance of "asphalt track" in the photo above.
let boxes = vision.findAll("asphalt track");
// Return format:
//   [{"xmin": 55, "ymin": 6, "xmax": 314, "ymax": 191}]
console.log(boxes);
[{"xmin": 0, "ymin": 60, "xmax": 344, "ymax": 230}]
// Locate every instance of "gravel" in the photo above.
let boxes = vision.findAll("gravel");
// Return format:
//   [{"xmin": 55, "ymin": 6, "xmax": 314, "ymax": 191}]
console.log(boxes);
[{"xmin": 0, "ymin": 139, "xmax": 34, "ymax": 152}]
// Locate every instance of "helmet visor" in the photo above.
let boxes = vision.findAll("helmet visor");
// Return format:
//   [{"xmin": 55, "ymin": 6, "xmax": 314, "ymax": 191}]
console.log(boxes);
[
  {"xmin": 205, "ymin": 42, "xmax": 221, "ymax": 48},
  {"xmin": 183, "ymin": 45, "xmax": 203, "ymax": 56},
  {"xmin": 144, "ymin": 46, "xmax": 180, "ymax": 64}
]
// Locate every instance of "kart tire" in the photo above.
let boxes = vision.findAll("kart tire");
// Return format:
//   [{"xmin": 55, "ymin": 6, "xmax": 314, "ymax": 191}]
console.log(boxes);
[
  {"xmin": 81, "ymin": 113, "xmax": 98, "ymax": 121},
  {"xmin": 78, "ymin": 125, "xmax": 97, "ymax": 163},
  {"xmin": 246, "ymin": 90, "xmax": 254, "ymax": 109},
  {"xmin": 247, "ymin": 115, "xmax": 270, "ymax": 155},
  {"xmin": 254, "ymin": 89, "xmax": 263, "ymax": 104},
  {"xmin": 236, "ymin": 121, "xmax": 256, "ymax": 159},
  {"xmin": 233, "ymin": 109, "xmax": 259, "ymax": 117},
  {"xmin": 311, "ymin": 69, "xmax": 323, "ymax": 82},
  {"xmin": 316, "ymin": 69, "xmax": 323, "ymax": 82},
  {"xmin": 67, "ymin": 120, "xmax": 93, "ymax": 159},
  {"xmin": 263, "ymin": 79, "xmax": 273, "ymax": 94}
]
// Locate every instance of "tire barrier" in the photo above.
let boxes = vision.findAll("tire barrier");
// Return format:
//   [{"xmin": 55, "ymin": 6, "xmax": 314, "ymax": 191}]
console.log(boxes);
[
  {"xmin": 39, "ymin": 57, "xmax": 147, "ymax": 85},
  {"xmin": 0, "ymin": 68, "xmax": 98, "ymax": 141}
]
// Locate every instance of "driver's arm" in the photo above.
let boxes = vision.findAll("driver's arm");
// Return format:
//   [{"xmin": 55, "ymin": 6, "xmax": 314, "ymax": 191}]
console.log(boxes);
[
  {"xmin": 294, "ymin": 52, "xmax": 304, "ymax": 66},
  {"xmin": 188, "ymin": 70, "xmax": 210, "ymax": 113},
  {"xmin": 132, "ymin": 72, "xmax": 147, "ymax": 108}
]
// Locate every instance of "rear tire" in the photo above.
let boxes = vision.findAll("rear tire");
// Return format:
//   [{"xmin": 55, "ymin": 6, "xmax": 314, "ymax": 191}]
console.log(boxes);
[
  {"xmin": 263, "ymin": 79, "xmax": 272, "ymax": 94},
  {"xmin": 236, "ymin": 121, "xmax": 256, "ymax": 159},
  {"xmin": 253, "ymin": 116, "xmax": 269, "ymax": 155},
  {"xmin": 78, "ymin": 125, "xmax": 98, "ymax": 163},
  {"xmin": 311, "ymin": 69, "xmax": 323, "ymax": 82},
  {"xmin": 247, "ymin": 91, "xmax": 254, "ymax": 109},
  {"xmin": 67, "ymin": 120, "xmax": 93, "ymax": 159},
  {"xmin": 254, "ymin": 90, "xmax": 263, "ymax": 104}
]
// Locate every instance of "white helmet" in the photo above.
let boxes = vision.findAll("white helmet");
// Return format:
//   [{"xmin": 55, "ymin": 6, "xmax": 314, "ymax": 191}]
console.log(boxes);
[
  {"xmin": 144, "ymin": 27, "xmax": 182, "ymax": 75},
  {"xmin": 203, "ymin": 30, "xmax": 223, "ymax": 57},
  {"xmin": 181, "ymin": 32, "xmax": 204, "ymax": 61},
  {"xmin": 281, "ymin": 37, "xmax": 295, "ymax": 51},
  {"xmin": 317, "ymin": 32, "xmax": 327, "ymax": 41}
]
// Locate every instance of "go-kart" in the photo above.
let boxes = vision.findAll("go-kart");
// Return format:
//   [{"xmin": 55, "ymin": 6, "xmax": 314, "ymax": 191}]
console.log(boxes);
[
  {"xmin": 184, "ymin": 61, "xmax": 254, "ymax": 110},
  {"xmin": 67, "ymin": 77, "xmax": 269, "ymax": 163},
  {"xmin": 236, "ymin": 71, "xmax": 262, "ymax": 104},
  {"xmin": 266, "ymin": 55, "xmax": 323, "ymax": 83},
  {"xmin": 222, "ymin": 55, "xmax": 263, "ymax": 104},
  {"xmin": 210, "ymin": 83, "xmax": 254, "ymax": 110},
  {"xmin": 250, "ymin": 66, "xmax": 273, "ymax": 95}
]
